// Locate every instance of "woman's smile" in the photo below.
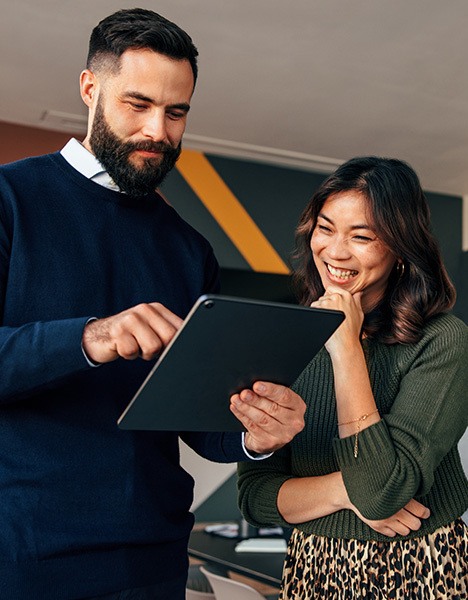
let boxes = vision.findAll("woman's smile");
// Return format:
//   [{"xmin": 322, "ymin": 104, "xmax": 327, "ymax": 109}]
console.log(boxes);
[{"xmin": 325, "ymin": 263, "xmax": 359, "ymax": 282}]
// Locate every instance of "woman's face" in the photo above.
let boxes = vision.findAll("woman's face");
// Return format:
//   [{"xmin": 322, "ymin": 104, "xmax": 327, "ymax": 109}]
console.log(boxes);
[{"xmin": 310, "ymin": 190, "xmax": 397, "ymax": 312}]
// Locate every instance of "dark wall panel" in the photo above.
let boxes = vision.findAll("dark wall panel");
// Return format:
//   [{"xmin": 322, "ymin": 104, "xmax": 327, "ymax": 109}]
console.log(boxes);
[
  {"xmin": 207, "ymin": 154, "xmax": 327, "ymax": 268},
  {"xmin": 161, "ymin": 169, "xmax": 250, "ymax": 271}
]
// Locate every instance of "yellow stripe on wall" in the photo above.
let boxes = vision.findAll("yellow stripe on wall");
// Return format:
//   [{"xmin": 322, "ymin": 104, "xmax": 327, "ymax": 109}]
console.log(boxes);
[{"xmin": 177, "ymin": 150, "xmax": 290, "ymax": 274}]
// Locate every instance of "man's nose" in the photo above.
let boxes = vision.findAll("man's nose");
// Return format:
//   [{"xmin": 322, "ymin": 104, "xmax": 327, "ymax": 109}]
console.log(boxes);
[{"xmin": 141, "ymin": 112, "xmax": 167, "ymax": 142}]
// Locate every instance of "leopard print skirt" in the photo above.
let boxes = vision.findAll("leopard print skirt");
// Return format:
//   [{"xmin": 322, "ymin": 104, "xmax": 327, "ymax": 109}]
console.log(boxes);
[{"xmin": 280, "ymin": 518, "xmax": 467, "ymax": 599}]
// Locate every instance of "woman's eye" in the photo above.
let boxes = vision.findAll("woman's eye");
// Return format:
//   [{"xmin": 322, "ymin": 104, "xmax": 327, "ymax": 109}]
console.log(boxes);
[{"xmin": 354, "ymin": 235, "xmax": 372, "ymax": 242}]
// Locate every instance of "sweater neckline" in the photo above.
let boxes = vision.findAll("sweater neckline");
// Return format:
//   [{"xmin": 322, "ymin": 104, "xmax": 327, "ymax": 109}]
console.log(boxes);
[{"xmin": 48, "ymin": 152, "xmax": 162, "ymax": 209}]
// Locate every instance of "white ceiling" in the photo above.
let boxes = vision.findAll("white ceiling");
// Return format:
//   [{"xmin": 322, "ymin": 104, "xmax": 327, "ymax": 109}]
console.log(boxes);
[{"xmin": 2, "ymin": 0, "xmax": 468, "ymax": 197}]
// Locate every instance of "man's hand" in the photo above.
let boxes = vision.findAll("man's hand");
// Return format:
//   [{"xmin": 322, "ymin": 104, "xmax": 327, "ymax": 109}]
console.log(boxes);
[
  {"xmin": 82, "ymin": 303, "xmax": 183, "ymax": 364},
  {"xmin": 230, "ymin": 381, "xmax": 306, "ymax": 454}
]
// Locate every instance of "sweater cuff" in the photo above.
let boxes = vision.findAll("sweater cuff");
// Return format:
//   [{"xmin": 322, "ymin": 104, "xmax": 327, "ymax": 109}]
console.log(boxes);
[
  {"xmin": 333, "ymin": 418, "xmax": 393, "ymax": 469},
  {"xmin": 241, "ymin": 432, "xmax": 274, "ymax": 460},
  {"xmin": 219, "ymin": 432, "xmax": 251, "ymax": 462},
  {"xmin": 333, "ymin": 419, "xmax": 396, "ymax": 515},
  {"xmin": 44, "ymin": 316, "xmax": 100, "ymax": 372},
  {"xmin": 81, "ymin": 318, "xmax": 101, "ymax": 367},
  {"xmin": 240, "ymin": 474, "xmax": 294, "ymax": 529}
]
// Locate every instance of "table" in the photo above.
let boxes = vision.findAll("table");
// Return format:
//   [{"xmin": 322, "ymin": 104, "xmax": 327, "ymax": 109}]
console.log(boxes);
[{"xmin": 188, "ymin": 527, "xmax": 287, "ymax": 588}]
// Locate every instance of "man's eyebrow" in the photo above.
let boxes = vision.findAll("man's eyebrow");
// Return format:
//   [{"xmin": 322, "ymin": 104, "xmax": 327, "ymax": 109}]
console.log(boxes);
[
  {"xmin": 317, "ymin": 212, "xmax": 372, "ymax": 230},
  {"xmin": 122, "ymin": 91, "xmax": 190, "ymax": 112},
  {"xmin": 169, "ymin": 102, "xmax": 191, "ymax": 113}
]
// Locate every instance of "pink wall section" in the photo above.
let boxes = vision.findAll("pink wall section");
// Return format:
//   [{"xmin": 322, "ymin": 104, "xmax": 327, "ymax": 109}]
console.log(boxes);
[{"xmin": 0, "ymin": 120, "xmax": 75, "ymax": 164}]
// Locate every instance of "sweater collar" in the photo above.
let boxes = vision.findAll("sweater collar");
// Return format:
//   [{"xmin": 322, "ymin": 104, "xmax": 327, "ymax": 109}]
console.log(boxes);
[{"xmin": 60, "ymin": 138, "xmax": 120, "ymax": 192}]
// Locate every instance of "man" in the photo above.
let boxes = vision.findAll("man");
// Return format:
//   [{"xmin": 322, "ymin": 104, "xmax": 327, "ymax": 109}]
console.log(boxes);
[{"xmin": 0, "ymin": 8, "xmax": 305, "ymax": 599}]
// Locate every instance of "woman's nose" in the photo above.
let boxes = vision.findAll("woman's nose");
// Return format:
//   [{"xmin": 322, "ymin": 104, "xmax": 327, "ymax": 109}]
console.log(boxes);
[{"xmin": 327, "ymin": 236, "xmax": 351, "ymax": 260}]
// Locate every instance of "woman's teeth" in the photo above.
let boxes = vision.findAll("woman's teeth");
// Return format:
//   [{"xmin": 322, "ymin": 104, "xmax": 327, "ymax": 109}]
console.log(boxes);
[{"xmin": 327, "ymin": 264, "xmax": 358, "ymax": 279}]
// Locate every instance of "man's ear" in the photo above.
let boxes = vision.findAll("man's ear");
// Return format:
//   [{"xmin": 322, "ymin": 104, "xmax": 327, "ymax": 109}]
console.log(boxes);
[{"xmin": 80, "ymin": 69, "xmax": 98, "ymax": 108}]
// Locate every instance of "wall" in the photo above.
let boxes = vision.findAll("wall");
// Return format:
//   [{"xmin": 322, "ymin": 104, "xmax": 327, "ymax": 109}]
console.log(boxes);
[{"xmin": 0, "ymin": 120, "xmax": 72, "ymax": 164}]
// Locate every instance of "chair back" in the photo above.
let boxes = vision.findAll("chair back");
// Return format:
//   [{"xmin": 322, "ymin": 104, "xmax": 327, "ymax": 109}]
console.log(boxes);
[
  {"xmin": 186, "ymin": 563, "xmax": 216, "ymax": 599},
  {"xmin": 200, "ymin": 565, "xmax": 268, "ymax": 600}
]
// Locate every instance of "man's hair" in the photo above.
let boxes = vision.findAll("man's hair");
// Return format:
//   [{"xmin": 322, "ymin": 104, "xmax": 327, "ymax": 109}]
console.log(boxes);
[
  {"xmin": 293, "ymin": 156, "xmax": 456, "ymax": 344},
  {"xmin": 87, "ymin": 8, "xmax": 198, "ymax": 83}
]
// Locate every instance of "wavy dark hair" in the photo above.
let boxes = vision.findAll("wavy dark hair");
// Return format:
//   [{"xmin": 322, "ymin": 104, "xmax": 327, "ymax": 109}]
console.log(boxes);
[
  {"xmin": 87, "ymin": 8, "xmax": 198, "ymax": 84},
  {"xmin": 293, "ymin": 156, "xmax": 456, "ymax": 344}
]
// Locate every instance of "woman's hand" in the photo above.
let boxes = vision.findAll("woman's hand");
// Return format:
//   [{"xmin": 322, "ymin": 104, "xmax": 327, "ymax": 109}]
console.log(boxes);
[
  {"xmin": 310, "ymin": 286, "xmax": 364, "ymax": 359},
  {"xmin": 351, "ymin": 499, "xmax": 430, "ymax": 537}
]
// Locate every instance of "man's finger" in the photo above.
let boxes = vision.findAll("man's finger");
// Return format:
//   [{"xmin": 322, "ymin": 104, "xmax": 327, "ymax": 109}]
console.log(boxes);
[
  {"xmin": 251, "ymin": 382, "xmax": 297, "ymax": 407},
  {"xmin": 148, "ymin": 302, "xmax": 184, "ymax": 329},
  {"xmin": 231, "ymin": 394, "xmax": 273, "ymax": 427}
]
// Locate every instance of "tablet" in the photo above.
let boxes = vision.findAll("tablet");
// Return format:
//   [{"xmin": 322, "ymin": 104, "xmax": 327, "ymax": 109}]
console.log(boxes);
[{"xmin": 118, "ymin": 294, "xmax": 343, "ymax": 432}]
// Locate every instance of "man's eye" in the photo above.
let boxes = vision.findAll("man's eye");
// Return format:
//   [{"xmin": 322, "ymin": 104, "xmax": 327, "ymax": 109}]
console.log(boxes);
[
  {"xmin": 168, "ymin": 111, "xmax": 185, "ymax": 120},
  {"xmin": 130, "ymin": 103, "xmax": 147, "ymax": 110}
]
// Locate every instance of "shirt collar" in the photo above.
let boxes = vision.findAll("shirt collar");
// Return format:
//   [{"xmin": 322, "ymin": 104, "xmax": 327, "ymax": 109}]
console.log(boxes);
[{"xmin": 60, "ymin": 138, "xmax": 120, "ymax": 191}]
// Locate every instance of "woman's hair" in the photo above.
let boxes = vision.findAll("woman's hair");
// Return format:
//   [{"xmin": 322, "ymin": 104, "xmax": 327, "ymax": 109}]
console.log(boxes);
[
  {"xmin": 87, "ymin": 8, "xmax": 199, "ymax": 84},
  {"xmin": 293, "ymin": 156, "xmax": 456, "ymax": 344}
]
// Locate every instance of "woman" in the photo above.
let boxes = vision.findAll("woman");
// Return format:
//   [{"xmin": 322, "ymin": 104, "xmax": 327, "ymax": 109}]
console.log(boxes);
[{"xmin": 236, "ymin": 157, "xmax": 468, "ymax": 599}]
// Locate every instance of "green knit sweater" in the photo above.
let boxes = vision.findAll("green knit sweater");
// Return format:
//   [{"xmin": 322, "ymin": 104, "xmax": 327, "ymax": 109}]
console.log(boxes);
[{"xmin": 238, "ymin": 313, "xmax": 468, "ymax": 542}]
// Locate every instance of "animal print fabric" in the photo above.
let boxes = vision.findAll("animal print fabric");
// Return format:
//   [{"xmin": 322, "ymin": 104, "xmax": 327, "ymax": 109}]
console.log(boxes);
[{"xmin": 280, "ymin": 518, "xmax": 467, "ymax": 599}]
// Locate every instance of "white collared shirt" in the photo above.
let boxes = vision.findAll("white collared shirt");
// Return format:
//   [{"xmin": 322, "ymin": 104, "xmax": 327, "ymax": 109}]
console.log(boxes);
[{"xmin": 60, "ymin": 138, "xmax": 120, "ymax": 191}]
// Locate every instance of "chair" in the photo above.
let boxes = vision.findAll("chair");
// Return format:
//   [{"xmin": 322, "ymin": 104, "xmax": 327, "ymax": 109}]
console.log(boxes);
[
  {"xmin": 200, "ymin": 565, "xmax": 277, "ymax": 600},
  {"xmin": 186, "ymin": 589, "xmax": 215, "ymax": 600},
  {"xmin": 185, "ymin": 564, "xmax": 216, "ymax": 599}
]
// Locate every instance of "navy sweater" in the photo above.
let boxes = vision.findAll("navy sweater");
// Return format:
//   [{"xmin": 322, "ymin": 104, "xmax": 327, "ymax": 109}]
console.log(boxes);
[{"xmin": 0, "ymin": 153, "xmax": 246, "ymax": 599}]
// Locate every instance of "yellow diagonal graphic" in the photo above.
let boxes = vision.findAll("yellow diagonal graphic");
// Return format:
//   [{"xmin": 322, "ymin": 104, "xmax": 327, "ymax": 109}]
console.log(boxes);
[{"xmin": 177, "ymin": 150, "xmax": 290, "ymax": 274}]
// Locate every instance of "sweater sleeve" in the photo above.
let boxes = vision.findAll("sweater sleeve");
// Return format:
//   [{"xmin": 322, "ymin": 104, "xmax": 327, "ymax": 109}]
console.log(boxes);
[
  {"xmin": 333, "ymin": 315, "xmax": 468, "ymax": 520},
  {"xmin": 0, "ymin": 200, "xmax": 93, "ymax": 403},
  {"xmin": 180, "ymin": 431, "xmax": 247, "ymax": 462},
  {"xmin": 237, "ymin": 443, "xmax": 294, "ymax": 528},
  {"xmin": 0, "ymin": 319, "xmax": 94, "ymax": 404}
]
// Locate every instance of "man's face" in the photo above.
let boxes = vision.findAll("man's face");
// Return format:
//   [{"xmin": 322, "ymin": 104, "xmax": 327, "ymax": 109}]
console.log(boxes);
[{"xmin": 84, "ymin": 49, "xmax": 194, "ymax": 196}]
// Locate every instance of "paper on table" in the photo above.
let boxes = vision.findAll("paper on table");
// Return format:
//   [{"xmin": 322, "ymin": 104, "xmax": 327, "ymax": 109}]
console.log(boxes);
[
  {"xmin": 204, "ymin": 523, "xmax": 239, "ymax": 538},
  {"xmin": 235, "ymin": 538, "xmax": 287, "ymax": 553}
]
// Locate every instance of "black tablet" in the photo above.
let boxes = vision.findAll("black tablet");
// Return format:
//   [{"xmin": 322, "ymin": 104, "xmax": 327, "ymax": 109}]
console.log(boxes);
[{"xmin": 118, "ymin": 294, "xmax": 344, "ymax": 432}]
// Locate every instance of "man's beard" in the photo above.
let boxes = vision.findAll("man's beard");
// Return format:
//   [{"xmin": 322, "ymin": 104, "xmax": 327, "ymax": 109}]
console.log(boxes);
[{"xmin": 89, "ymin": 100, "xmax": 181, "ymax": 196}]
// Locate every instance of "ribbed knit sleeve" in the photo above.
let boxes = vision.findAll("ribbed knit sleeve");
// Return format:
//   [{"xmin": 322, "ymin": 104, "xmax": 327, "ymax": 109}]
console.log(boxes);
[
  {"xmin": 334, "ymin": 314, "xmax": 468, "ymax": 519},
  {"xmin": 237, "ymin": 443, "xmax": 294, "ymax": 528}
]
